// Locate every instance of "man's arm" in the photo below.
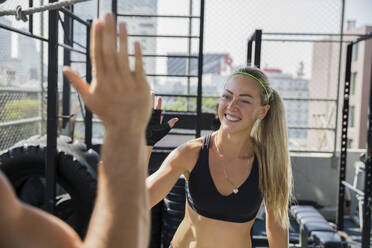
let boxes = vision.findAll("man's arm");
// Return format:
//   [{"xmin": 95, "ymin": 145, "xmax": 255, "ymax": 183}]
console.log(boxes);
[
  {"xmin": 83, "ymin": 131, "xmax": 149, "ymax": 248},
  {"xmin": 63, "ymin": 13, "xmax": 152, "ymax": 248},
  {"xmin": 0, "ymin": 12, "xmax": 151, "ymax": 248},
  {"xmin": 0, "ymin": 172, "xmax": 82, "ymax": 248}
]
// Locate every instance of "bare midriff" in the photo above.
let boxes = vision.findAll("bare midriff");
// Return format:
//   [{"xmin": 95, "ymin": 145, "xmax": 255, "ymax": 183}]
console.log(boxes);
[{"xmin": 171, "ymin": 201, "xmax": 255, "ymax": 248}]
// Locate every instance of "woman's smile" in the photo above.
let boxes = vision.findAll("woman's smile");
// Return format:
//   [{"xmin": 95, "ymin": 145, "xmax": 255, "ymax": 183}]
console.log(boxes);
[{"xmin": 224, "ymin": 113, "xmax": 242, "ymax": 122}]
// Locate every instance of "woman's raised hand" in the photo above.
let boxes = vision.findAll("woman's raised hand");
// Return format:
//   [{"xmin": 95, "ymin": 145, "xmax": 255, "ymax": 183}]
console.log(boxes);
[
  {"xmin": 145, "ymin": 93, "xmax": 179, "ymax": 146},
  {"xmin": 63, "ymin": 13, "xmax": 151, "ymax": 133}
]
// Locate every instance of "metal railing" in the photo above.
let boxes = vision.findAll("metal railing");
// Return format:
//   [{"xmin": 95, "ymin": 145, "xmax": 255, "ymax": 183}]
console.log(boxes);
[{"xmin": 246, "ymin": 28, "xmax": 366, "ymax": 154}]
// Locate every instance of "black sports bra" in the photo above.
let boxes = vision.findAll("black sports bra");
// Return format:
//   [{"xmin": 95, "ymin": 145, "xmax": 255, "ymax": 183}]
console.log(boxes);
[{"xmin": 185, "ymin": 134, "xmax": 263, "ymax": 223}]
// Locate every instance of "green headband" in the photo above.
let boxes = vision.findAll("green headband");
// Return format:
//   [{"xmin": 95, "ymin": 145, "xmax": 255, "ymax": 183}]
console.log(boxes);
[{"xmin": 231, "ymin": 72, "xmax": 270, "ymax": 104}]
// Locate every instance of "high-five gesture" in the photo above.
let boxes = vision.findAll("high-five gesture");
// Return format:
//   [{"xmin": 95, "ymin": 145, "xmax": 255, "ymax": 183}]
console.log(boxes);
[
  {"xmin": 64, "ymin": 13, "xmax": 151, "ymax": 248},
  {"xmin": 63, "ymin": 13, "xmax": 151, "ymax": 133},
  {"xmin": 0, "ymin": 13, "xmax": 151, "ymax": 248}
]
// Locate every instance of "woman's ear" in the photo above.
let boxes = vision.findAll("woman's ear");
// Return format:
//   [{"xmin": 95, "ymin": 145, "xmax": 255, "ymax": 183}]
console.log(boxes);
[{"xmin": 257, "ymin": 104, "xmax": 270, "ymax": 120}]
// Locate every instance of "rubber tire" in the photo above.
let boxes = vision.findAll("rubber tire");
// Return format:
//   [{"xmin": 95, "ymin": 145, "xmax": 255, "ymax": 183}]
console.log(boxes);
[
  {"xmin": 148, "ymin": 150, "xmax": 170, "ymax": 248},
  {"xmin": 161, "ymin": 177, "xmax": 186, "ymax": 248},
  {"xmin": 0, "ymin": 135, "xmax": 98, "ymax": 238}
]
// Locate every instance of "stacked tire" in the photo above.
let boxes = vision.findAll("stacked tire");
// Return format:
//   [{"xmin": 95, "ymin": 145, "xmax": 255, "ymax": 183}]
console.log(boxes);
[
  {"xmin": 0, "ymin": 135, "xmax": 99, "ymax": 238},
  {"xmin": 161, "ymin": 176, "xmax": 186, "ymax": 248},
  {"xmin": 148, "ymin": 150, "xmax": 169, "ymax": 248}
]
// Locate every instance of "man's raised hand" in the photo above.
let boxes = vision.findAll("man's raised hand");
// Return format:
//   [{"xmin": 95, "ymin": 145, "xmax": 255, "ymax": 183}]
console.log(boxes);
[{"xmin": 63, "ymin": 13, "xmax": 151, "ymax": 133}]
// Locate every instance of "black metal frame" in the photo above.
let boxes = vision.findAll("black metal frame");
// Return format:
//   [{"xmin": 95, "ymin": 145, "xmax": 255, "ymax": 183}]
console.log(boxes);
[
  {"xmin": 45, "ymin": 0, "xmax": 59, "ymax": 213},
  {"xmin": 247, "ymin": 29, "xmax": 262, "ymax": 68},
  {"xmin": 363, "ymin": 52, "xmax": 372, "ymax": 248},
  {"xmin": 336, "ymin": 33, "xmax": 372, "ymax": 248},
  {"xmin": 246, "ymin": 30, "xmax": 358, "ymax": 154},
  {"xmin": 85, "ymin": 20, "xmax": 93, "ymax": 148},
  {"xmin": 248, "ymin": 26, "xmax": 371, "ymax": 245},
  {"xmin": 111, "ymin": 0, "xmax": 205, "ymax": 138},
  {"xmin": 0, "ymin": 0, "xmax": 93, "ymax": 213},
  {"xmin": 62, "ymin": 5, "xmax": 73, "ymax": 129}
]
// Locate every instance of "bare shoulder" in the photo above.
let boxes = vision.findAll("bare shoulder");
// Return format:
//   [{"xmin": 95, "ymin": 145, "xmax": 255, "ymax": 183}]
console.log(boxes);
[
  {"xmin": 176, "ymin": 137, "xmax": 203, "ymax": 155},
  {"xmin": 165, "ymin": 137, "xmax": 204, "ymax": 175}
]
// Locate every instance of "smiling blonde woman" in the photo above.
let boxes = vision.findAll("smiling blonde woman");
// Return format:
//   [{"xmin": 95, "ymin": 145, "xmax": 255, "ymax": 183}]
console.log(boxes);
[{"xmin": 147, "ymin": 66, "xmax": 294, "ymax": 248}]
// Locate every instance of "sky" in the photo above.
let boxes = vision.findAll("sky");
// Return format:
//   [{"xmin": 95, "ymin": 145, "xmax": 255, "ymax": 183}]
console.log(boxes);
[
  {"xmin": 1, "ymin": 0, "xmax": 372, "ymax": 78},
  {"xmin": 156, "ymin": 0, "xmax": 372, "ymax": 78}
]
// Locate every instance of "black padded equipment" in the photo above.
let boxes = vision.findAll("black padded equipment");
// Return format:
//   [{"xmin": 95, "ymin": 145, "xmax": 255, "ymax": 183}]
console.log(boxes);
[
  {"xmin": 311, "ymin": 231, "xmax": 343, "ymax": 248},
  {"xmin": 302, "ymin": 222, "xmax": 335, "ymax": 233},
  {"xmin": 291, "ymin": 205, "xmax": 344, "ymax": 248},
  {"xmin": 290, "ymin": 205, "xmax": 319, "ymax": 219},
  {"xmin": 296, "ymin": 212, "xmax": 324, "ymax": 223}
]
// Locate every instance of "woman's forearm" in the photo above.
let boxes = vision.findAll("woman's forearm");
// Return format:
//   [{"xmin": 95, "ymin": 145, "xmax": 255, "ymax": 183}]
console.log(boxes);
[{"xmin": 146, "ymin": 146, "xmax": 153, "ymax": 166}]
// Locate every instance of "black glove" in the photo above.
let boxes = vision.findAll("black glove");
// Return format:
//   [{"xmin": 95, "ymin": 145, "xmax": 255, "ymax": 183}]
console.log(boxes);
[{"xmin": 146, "ymin": 109, "xmax": 171, "ymax": 146}]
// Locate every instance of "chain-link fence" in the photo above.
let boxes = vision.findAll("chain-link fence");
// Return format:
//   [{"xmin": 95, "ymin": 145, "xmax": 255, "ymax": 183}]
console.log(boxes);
[
  {"xmin": 0, "ymin": 89, "xmax": 42, "ymax": 151},
  {"xmin": 0, "ymin": 0, "xmax": 45, "ymax": 150},
  {"xmin": 0, "ymin": 0, "xmax": 92, "ymax": 151},
  {"xmin": 107, "ymin": 0, "xmax": 346, "ymax": 151},
  {"xmin": 0, "ymin": 0, "xmax": 367, "ymax": 153}
]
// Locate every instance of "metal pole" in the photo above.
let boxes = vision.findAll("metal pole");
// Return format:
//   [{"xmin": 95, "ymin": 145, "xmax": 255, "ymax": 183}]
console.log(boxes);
[
  {"xmin": 29, "ymin": 0, "xmax": 33, "ymax": 34},
  {"xmin": 336, "ymin": 42, "xmax": 353, "ymax": 231},
  {"xmin": 196, "ymin": 0, "xmax": 205, "ymax": 138},
  {"xmin": 62, "ymin": 6, "xmax": 72, "ymax": 129},
  {"xmin": 254, "ymin": 29, "xmax": 262, "ymax": 68},
  {"xmin": 186, "ymin": 0, "xmax": 193, "ymax": 112},
  {"xmin": 247, "ymin": 40, "xmax": 252, "ymax": 66},
  {"xmin": 97, "ymin": 0, "xmax": 100, "ymax": 18},
  {"xmin": 333, "ymin": 0, "xmax": 345, "ymax": 156},
  {"xmin": 112, "ymin": 0, "xmax": 117, "ymax": 22},
  {"xmin": 45, "ymin": 0, "xmax": 59, "ymax": 214},
  {"xmin": 361, "ymin": 54, "xmax": 372, "ymax": 248},
  {"xmin": 85, "ymin": 20, "xmax": 93, "ymax": 148},
  {"xmin": 40, "ymin": 0, "xmax": 45, "ymax": 135}
]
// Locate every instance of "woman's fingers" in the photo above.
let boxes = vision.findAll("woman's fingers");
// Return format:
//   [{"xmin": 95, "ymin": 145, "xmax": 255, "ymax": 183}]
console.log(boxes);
[
  {"xmin": 155, "ymin": 96, "xmax": 162, "ymax": 110},
  {"xmin": 62, "ymin": 67, "xmax": 91, "ymax": 103},
  {"xmin": 151, "ymin": 92, "xmax": 155, "ymax": 108},
  {"xmin": 118, "ymin": 23, "xmax": 131, "ymax": 78},
  {"xmin": 168, "ymin": 117, "xmax": 179, "ymax": 128}
]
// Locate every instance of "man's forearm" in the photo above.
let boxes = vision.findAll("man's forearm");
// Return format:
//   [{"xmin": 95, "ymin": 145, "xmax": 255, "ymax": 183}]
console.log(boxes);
[{"xmin": 83, "ymin": 131, "xmax": 149, "ymax": 248}]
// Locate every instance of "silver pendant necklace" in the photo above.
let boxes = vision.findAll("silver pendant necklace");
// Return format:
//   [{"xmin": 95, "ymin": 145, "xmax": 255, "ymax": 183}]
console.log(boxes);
[
  {"xmin": 214, "ymin": 133, "xmax": 253, "ymax": 195},
  {"xmin": 223, "ymin": 166, "xmax": 240, "ymax": 194}
]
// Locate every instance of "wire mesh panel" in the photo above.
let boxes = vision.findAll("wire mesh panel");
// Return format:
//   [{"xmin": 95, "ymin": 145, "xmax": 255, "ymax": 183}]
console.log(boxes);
[
  {"xmin": 0, "ymin": 0, "xmax": 45, "ymax": 150},
  {"xmin": 0, "ymin": 0, "xmax": 353, "ymax": 153},
  {"xmin": 94, "ymin": 0, "xmax": 346, "ymax": 151},
  {"xmin": 203, "ymin": 0, "xmax": 343, "ymax": 153},
  {"xmin": 0, "ymin": 89, "xmax": 42, "ymax": 151},
  {"xmin": 0, "ymin": 0, "xmax": 94, "ymax": 150}
]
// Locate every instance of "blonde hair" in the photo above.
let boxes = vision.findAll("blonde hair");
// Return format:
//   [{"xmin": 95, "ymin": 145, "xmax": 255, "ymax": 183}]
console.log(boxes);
[{"xmin": 234, "ymin": 67, "xmax": 294, "ymax": 229}]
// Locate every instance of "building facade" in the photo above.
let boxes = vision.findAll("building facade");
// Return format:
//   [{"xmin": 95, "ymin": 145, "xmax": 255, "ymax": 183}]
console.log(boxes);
[
  {"xmin": 309, "ymin": 24, "xmax": 372, "ymax": 150},
  {"xmin": 99, "ymin": 0, "xmax": 157, "ymax": 75}
]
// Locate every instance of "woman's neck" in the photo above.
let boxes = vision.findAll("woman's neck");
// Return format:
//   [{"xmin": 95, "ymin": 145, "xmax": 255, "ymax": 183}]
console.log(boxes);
[{"xmin": 213, "ymin": 129, "xmax": 254, "ymax": 159}]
